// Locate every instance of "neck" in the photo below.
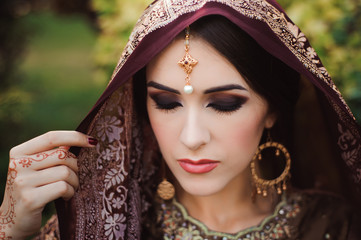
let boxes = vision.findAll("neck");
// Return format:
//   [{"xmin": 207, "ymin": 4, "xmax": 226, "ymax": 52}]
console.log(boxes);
[{"xmin": 176, "ymin": 170, "xmax": 275, "ymax": 233}]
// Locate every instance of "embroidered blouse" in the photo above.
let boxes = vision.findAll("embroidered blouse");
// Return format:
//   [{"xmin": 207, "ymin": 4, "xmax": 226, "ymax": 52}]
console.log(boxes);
[{"xmin": 156, "ymin": 192, "xmax": 358, "ymax": 240}]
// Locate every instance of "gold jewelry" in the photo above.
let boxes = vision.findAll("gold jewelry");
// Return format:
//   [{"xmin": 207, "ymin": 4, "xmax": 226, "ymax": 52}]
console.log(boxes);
[
  {"xmin": 157, "ymin": 179, "xmax": 175, "ymax": 200},
  {"xmin": 251, "ymin": 132, "xmax": 291, "ymax": 198},
  {"xmin": 157, "ymin": 159, "xmax": 175, "ymax": 200},
  {"xmin": 178, "ymin": 26, "xmax": 198, "ymax": 94}
]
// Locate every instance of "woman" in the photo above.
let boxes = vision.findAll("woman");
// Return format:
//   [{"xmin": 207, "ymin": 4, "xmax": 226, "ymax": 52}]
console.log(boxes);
[{"xmin": 1, "ymin": 0, "xmax": 361, "ymax": 239}]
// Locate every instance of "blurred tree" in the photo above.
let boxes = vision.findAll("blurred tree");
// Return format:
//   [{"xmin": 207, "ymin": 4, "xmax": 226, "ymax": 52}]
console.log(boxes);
[
  {"xmin": 91, "ymin": 0, "xmax": 149, "ymax": 82},
  {"xmin": 0, "ymin": 0, "xmax": 31, "ymax": 149},
  {"xmin": 52, "ymin": 0, "xmax": 96, "ymax": 22},
  {"xmin": 278, "ymin": 0, "xmax": 361, "ymax": 121}
]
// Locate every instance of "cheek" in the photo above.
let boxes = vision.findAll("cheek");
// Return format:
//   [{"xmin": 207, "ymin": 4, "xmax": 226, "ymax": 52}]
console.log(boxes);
[
  {"xmin": 236, "ymin": 115, "xmax": 264, "ymax": 144},
  {"xmin": 147, "ymin": 101, "xmax": 177, "ymax": 155},
  {"xmin": 217, "ymin": 109, "xmax": 266, "ymax": 156},
  {"xmin": 147, "ymin": 101, "xmax": 164, "ymax": 143}
]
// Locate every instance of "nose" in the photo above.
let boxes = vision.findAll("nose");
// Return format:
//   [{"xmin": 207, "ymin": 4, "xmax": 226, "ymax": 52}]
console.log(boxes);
[{"xmin": 179, "ymin": 108, "xmax": 211, "ymax": 151}]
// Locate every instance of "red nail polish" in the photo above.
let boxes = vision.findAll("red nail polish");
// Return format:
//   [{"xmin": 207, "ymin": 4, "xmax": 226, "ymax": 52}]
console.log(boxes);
[{"xmin": 88, "ymin": 137, "xmax": 98, "ymax": 146}]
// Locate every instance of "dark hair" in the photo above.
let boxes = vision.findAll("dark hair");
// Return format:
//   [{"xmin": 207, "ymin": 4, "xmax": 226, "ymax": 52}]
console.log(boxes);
[
  {"xmin": 189, "ymin": 15, "xmax": 300, "ymax": 145},
  {"xmin": 135, "ymin": 15, "xmax": 300, "ymax": 150}
]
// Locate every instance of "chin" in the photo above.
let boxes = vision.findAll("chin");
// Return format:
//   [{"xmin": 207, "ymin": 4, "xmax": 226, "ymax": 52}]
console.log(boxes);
[{"xmin": 177, "ymin": 177, "xmax": 226, "ymax": 197}]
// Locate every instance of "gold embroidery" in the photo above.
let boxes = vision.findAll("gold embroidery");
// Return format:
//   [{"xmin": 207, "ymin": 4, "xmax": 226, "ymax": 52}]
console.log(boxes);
[
  {"xmin": 158, "ymin": 196, "xmax": 300, "ymax": 239},
  {"xmin": 109, "ymin": 0, "xmax": 355, "ymax": 122}
]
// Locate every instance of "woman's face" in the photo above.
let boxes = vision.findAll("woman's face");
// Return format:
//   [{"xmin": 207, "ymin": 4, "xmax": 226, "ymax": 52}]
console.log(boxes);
[{"xmin": 146, "ymin": 37, "xmax": 275, "ymax": 196}]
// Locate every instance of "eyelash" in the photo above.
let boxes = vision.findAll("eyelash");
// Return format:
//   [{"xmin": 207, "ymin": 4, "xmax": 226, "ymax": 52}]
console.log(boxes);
[
  {"xmin": 206, "ymin": 101, "xmax": 243, "ymax": 114},
  {"xmin": 155, "ymin": 102, "xmax": 182, "ymax": 112},
  {"xmin": 153, "ymin": 99, "xmax": 245, "ymax": 114}
]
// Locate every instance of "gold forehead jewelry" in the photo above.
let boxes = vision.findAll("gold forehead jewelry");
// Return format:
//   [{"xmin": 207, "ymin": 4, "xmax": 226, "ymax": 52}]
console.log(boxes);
[{"xmin": 177, "ymin": 26, "xmax": 198, "ymax": 94}]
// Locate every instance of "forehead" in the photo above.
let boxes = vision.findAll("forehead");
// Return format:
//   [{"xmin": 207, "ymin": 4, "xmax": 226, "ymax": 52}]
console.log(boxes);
[{"xmin": 146, "ymin": 37, "xmax": 249, "ymax": 91}]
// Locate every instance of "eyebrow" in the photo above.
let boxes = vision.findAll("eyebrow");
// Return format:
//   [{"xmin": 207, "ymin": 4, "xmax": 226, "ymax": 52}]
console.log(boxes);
[
  {"xmin": 147, "ymin": 81, "xmax": 180, "ymax": 94},
  {"xmin": 147, "ymin": 81, "xmax": 247, "ymax": 94},
  {"xmin": 204, "ymin": 84, "xmax": 247, "ymax": 94}
]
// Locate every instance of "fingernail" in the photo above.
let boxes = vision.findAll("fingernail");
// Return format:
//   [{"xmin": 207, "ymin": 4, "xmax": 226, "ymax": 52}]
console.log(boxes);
[{"xmin": 88, "ymin": 137, "xmax": 98, "ymax": 146}]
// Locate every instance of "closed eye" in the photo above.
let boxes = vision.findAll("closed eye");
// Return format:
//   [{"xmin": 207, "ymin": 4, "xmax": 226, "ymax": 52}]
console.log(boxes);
[
  {"xmin": 206, "ymin": 95, "xmax": 247, "ymax": 114},
  {"xmin": 149, "ymin": 93, "xmax": 182, "ymax": 112}
]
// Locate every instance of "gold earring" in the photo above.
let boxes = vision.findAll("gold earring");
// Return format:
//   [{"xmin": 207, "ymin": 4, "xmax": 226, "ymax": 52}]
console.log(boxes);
[
  {"xmin": 250, "ymin": 131, "xmax": 291, "ymax": 198},
  {"xmin": 157, "ymin": 159, "xmax": 175, "ymax": 200},
  {"xmin": 177, "ymin": 26, "xmax": 198, "ymax": 94},
  {"xmin": 157, "ymin": 179, "xmax": 175, "ymax": 200}
]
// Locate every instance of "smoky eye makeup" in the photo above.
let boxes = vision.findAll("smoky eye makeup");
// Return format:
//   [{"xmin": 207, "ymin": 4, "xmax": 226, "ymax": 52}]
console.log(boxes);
[
  {"xmin": 206, "ymin": 94, "xmax": 248, "ymax": 114},
  {"xmin": 149, "ymin": 92, "xmax": 182, "ymax": 111}
]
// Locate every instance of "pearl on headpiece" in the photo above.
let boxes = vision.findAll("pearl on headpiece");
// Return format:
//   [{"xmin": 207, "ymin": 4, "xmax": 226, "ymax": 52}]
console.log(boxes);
[{"xmin": 184, "ymin": 84, "xmax": 193, "ymax": 94}]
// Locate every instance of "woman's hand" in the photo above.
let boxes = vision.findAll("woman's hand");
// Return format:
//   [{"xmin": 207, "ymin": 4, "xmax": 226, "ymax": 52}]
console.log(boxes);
[{"xmin": 0, "ymin": 131, "xmax": 97, "ymax": 239}]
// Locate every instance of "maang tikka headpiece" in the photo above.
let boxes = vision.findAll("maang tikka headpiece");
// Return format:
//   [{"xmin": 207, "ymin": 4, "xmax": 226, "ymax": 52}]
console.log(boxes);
[{"xmin": 178, "ymin": 26, "xmax": 198, "ymax": 94}]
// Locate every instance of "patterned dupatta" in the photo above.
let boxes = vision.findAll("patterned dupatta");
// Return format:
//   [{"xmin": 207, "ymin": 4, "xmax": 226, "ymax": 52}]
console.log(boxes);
[{"xmin": 54, "ymin": 0, "xmax": 361, "ymax": 239}]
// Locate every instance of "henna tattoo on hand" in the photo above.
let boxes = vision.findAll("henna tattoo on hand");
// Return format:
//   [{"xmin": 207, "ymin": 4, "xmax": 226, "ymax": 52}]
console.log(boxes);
[
  {"xmin": 17, "ymin": 148, "xmax": 75, "ymax": 168},
  {"xmin": 0, "ymin": 161, "xmax": 16, "ymax": 239},
  {"xmin": 0, "ymin": 148, "xmax": 75, "ymax": 238}
]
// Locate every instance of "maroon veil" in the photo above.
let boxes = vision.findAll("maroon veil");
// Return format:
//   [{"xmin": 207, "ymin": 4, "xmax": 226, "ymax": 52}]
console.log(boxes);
[{"xmin": 42, "ymin": 0, "xmax": 361, "ymax": 239}]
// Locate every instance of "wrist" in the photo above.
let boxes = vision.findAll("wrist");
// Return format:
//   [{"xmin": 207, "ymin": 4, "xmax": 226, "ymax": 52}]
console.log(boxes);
[
  {"xmin": 1, "ymin": 225, "xmax": 13, "ymax": 239},
  {"xmin": 1, "ymin": 226, "xmax": 27, "ymax": 240},
  {"xmin": 0, "ymin": 222, "xmax": 27, "ymax": 240}
]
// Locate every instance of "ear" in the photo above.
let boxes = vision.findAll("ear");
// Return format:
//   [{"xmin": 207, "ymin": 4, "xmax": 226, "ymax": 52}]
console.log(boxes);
[{"xmin": 264, "ymin": 112, "xmax": 277, "ymax": 129}]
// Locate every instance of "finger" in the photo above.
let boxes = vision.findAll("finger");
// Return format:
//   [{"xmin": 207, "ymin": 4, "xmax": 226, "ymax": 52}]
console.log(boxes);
[
  {"xmin": 10, "ymin": 131, "xmax": 97, "ymax": 157},
  {"xmin": 25, "ymin": 181, "xmax": 76, "ymax": 209},
  {"xmin": 31, "ymin": 165, "xmax": 79, "ymax": 189},
  {"xmin": 14, "ymin": 148, "xmax": 78, "ymax": 172},
  {"xmin": 13, "ymin": 165, "xmax": 79, "ymax": 196},
  {"xmin": 58, "ymin": 146, "xmax": 77, "ymax": 159}
]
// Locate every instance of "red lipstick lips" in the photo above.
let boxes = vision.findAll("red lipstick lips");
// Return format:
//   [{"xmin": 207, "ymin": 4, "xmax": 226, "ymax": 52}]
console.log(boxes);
[{"xmin": 177, "ymin": 159, "xmax": 219, "ymax": 174}]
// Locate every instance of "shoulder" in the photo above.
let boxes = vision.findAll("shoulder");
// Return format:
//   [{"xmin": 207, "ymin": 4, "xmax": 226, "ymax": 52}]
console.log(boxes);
[{"xmin": 287, "ymin": 190, "xmax": 361, "ymax": 240}]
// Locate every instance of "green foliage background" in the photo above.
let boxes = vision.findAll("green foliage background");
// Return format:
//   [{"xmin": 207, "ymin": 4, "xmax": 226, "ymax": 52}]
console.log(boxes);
[
  {"xmin": 0, "ymin": 0, "xmax": 360, "ymax": 229},
  {"xmin": 92, "ymin": 0, "xmax": 149, "ymax": 81},
  {"xmin": 278, "ymin": 0, "xmax": 361, "ymax": 121}
]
